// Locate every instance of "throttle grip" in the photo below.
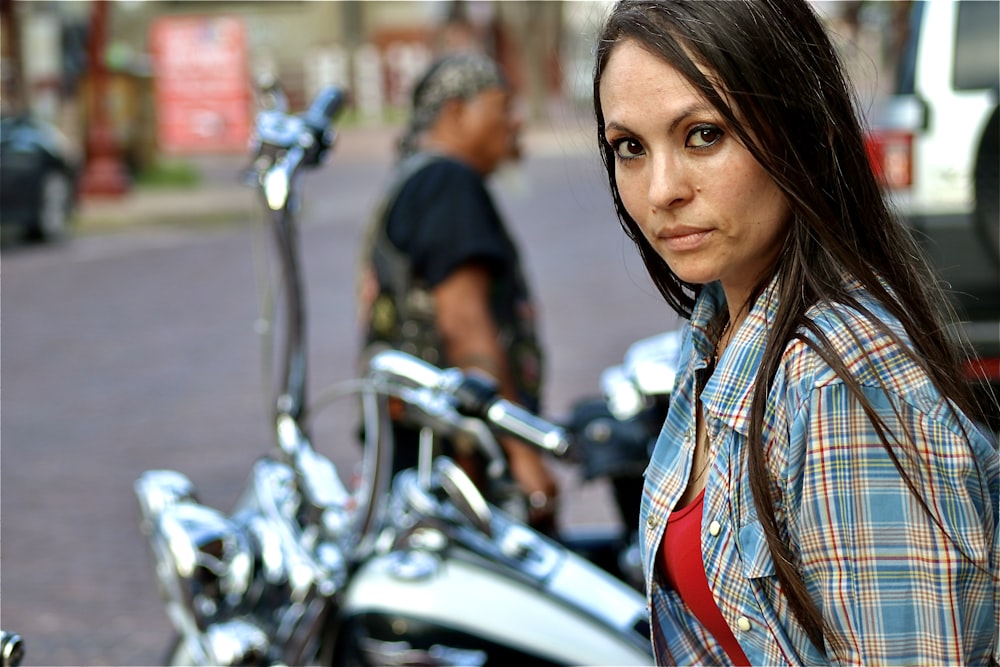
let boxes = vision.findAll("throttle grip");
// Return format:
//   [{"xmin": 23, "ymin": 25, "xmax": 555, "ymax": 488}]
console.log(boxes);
[
  {"xmin": 484, "ymin": 400, "xmax": 570, "ymax": 456},
  {"xmin": 453, "ymin": 372, "xmax": 570, "ymax": 455}
]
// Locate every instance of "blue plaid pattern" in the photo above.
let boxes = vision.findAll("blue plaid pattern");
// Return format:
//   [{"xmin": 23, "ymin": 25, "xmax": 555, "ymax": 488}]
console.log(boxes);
[{"xmin": 640, "ymin": 279, "xmax": 999, "ymax": 665}]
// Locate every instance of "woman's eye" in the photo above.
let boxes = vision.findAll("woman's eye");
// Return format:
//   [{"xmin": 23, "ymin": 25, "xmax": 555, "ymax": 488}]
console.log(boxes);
[
  {"xmin": 687, "ymin": 125, "xmax": 723, "ymax": 148},
  {"xmin": 612, "ymin": 138, "xmax": 645, "ymax": 160}
]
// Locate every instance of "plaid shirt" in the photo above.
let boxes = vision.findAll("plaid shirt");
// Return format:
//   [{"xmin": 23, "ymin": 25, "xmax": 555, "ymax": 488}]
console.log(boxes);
[{"xmin": 640, "ymin": 279, "xmax": 999, "ymax": 665}]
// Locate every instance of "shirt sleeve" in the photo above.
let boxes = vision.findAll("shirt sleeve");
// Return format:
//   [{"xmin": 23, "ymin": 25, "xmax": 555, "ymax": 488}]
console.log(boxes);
[
  {"xmin": 787, "ymin": 379, "xmax": 998, "ymax": 665},
  {"xmin": 388, "ymin": 160, "xmax": 509, "ymax": 288}
]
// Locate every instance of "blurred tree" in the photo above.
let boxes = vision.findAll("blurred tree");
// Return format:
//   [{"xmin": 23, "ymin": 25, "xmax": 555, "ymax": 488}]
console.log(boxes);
[
  {"xmin": 79, "ymin": 0, "xmax": 129, "ymax": 196},
  {"xmin": 434, "ymin": 0, "xmax": 485, "ymax": 55},
  {"xmin": 493, "ymin": 0, "xmax": 563, "ymax": 123},
  {"xmin": 341, "ymin": 1, "xmax": 364, "ymax": 50},
  {"xmin": 0, "ymin": 0, "xmax": 26, "ymax": 112}
]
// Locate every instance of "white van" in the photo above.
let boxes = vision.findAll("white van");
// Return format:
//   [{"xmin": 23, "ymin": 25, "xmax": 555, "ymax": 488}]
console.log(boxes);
[{"xmin": 866, "ymin": 0, "xmax": 999, "ymax": 431}]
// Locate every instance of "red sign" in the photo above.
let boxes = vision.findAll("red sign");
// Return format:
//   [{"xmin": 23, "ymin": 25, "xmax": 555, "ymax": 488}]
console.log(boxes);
[{"xmin": 150, "ymin": 16, "xmax": 251, "ymax": 154}]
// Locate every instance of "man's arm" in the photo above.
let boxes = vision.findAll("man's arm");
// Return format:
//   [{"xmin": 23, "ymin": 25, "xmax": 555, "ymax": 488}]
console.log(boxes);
[{"xmin": 433, "ymin": 262, "xmax": 559, "ymax": 523}]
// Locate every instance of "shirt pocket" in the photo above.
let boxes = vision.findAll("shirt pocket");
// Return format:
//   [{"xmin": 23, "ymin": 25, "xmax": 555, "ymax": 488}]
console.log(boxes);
[{"xmin": 738, "ymin": 519, "xmax": 777, "ymax": 579}]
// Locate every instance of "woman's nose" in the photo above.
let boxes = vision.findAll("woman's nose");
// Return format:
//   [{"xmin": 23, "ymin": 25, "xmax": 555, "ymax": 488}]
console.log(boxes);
[{"xmin": 648, "ymin": 153, "xmax": 693, "ymax": 211}]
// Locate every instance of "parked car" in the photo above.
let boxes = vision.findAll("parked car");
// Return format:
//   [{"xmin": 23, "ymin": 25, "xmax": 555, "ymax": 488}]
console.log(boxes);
[
  {"xmin": 866, "ymin": 0, "xmax": 1000, "ymax": 432},
  {"xmin": 0, "ymin": 111, "xmax": 80, "ymax": 242}
]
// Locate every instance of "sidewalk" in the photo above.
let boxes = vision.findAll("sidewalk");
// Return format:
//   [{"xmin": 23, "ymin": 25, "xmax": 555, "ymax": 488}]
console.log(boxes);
[
  {"xmin": 74, "ymin": 121, "xmax": 594, "ymax": 233},
  {"xmin": 75, "ymin": 180, "xmax": 253, "ymax": 232}
]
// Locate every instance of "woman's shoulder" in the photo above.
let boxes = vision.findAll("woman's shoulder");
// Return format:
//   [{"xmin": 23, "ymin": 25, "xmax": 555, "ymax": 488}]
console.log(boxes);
[
  {"xmin": 772, "ymin": 288, "xmax": 998, "ymax": 479},
  {"xmin": 776, "ymin": 286, "xmax": 923, "ymax": 390},
  {"xmin": 775, "ymin": 287, "xmax": 959, "ymax": 423}
]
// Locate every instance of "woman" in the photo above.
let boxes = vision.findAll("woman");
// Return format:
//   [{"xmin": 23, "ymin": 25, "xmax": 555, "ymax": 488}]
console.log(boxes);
[{"xmin": 593, "ymin": 1, "xmax": 999, "ymax": 664}]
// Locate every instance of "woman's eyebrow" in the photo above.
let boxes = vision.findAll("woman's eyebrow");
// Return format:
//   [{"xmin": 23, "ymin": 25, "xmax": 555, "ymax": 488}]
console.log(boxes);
[
  {"xmin": 668, "ymin": 103, "xmax": 716, "ymax": 133},
  {"xmin": 603, "ymin": 120, "xmax": 633, "ymax": 136},
  {"xmin": 604, "ymin": 102, "xmax": 717, "ymax": 137}
]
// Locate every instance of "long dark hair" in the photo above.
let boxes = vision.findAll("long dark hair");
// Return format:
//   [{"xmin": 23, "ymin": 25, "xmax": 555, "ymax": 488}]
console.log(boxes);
[{"xmin": 593, "ymin": 0, "xmax": 985, "ymax": 653}]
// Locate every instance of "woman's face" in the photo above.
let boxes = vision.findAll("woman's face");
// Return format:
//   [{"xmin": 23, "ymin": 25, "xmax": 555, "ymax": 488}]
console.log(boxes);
[{"xmin": 599, "ymin": 39, "xmax": 791, "ymax": 310}]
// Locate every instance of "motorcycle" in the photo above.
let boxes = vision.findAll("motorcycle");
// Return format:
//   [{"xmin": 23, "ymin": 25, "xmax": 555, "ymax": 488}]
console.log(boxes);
[
  {"xmin": 134, "ymin": 83, "xmax": 674, "ymax": 666},
  {"xmin": 557, "ymin": 329, "xmax": 680, "ymax": 591}
]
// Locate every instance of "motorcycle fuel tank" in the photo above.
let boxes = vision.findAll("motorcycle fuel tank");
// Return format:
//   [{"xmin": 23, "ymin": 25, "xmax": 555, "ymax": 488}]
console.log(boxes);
[{"xmin": 336, "ymin": 543, "xmax": 653, "ymax": 667}]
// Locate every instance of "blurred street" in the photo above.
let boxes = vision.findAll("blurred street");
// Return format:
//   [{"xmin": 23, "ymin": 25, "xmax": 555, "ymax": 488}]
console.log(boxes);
[{"xmin": 1, "ymin": 120, "xmax": 680, "ymax": 665}]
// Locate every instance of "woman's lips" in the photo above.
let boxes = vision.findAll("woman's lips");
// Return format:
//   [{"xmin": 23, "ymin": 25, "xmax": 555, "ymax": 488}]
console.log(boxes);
[{"xmin": 658, "ymin": 228, "xmax": 713, "ymax": 252}]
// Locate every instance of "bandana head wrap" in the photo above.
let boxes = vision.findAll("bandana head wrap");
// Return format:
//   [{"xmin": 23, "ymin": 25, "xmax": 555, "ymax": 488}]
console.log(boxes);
[{"xmin": 399, "ymin": 51, "xmax": 508, "ymax": 156}]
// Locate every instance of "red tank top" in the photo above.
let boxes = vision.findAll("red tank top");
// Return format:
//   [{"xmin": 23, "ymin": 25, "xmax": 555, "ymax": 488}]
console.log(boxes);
[{"xmin": 659, "ymin": 489, "xmax": 751, "ymax": 666}]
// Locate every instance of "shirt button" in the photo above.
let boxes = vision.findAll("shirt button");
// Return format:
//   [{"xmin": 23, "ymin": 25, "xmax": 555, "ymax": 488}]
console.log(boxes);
[
  {"xmin": 736, "ymin": 616, "xmax": 752, "ymax": 632},
  {"xmin": 647, "ymin": 515, "xmax": 658, "ymax": 529},
  {"xmin": 707, "ymin": 520, "xmax": 721, "ymax": 536}
]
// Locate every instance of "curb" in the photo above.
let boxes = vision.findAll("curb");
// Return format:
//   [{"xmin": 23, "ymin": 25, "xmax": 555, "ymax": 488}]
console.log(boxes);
[
  {"xmin": 75, "ymin": 184, "xmax": 254, "ymax": 233},
  {"xmin": 72, "ymin": 122, "xmax": 595, "ymax": 233}
]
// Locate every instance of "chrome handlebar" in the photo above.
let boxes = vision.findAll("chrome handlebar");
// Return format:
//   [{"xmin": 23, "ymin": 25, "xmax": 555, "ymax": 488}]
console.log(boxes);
[
  {"xmin": 248, "ymin": 86, "xmax": 346, "ymax": 210},
  {"xmin": 367, "ymin": 350, "xmax": 571, "ymax": 458}
]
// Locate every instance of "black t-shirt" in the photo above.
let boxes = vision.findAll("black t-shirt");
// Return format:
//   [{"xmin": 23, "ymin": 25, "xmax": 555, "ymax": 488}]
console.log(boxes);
[{"xmin": 385, "ymin": 157, "xmax": 514, "ymax": 288}]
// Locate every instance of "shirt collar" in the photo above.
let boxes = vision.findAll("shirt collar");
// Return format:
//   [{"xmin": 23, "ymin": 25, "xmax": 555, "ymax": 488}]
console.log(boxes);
[{"xmin": 690, "ymin": 279, "xmax": 782, "ymax": 436}]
